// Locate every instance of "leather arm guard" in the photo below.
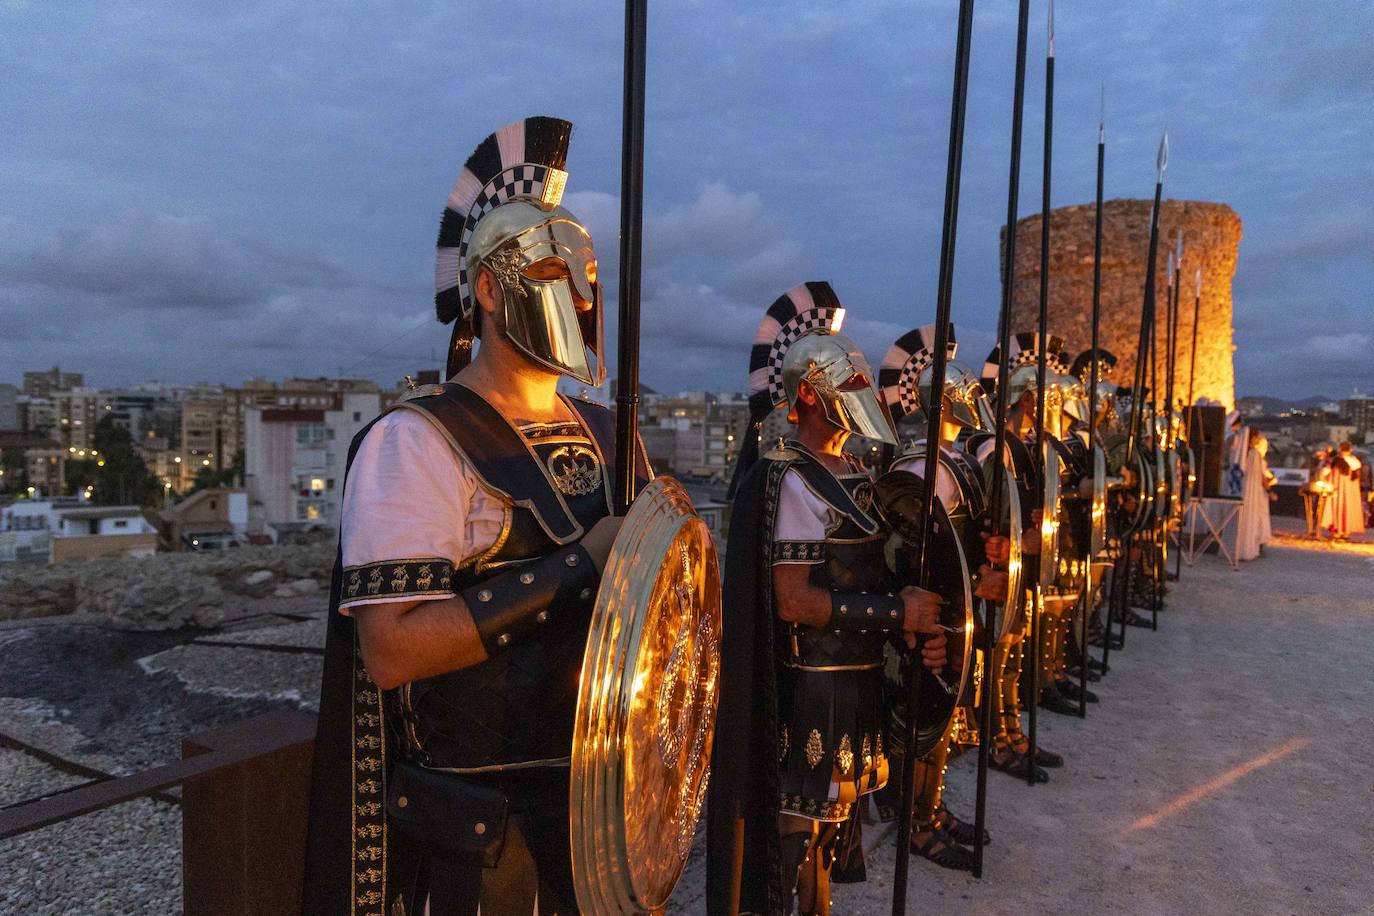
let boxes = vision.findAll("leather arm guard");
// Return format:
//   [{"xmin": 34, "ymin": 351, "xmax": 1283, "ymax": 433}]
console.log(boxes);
[
  {"xmin": 828, "ymin": 591, "xmax": 904, "ymax": 633},
  {"xmin": 461, "ymin": 544, "xmax": 598, "ymax": 657}
]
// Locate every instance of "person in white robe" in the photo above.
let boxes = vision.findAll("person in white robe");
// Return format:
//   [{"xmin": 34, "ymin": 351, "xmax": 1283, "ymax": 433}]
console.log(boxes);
[
  {"xmin": 1237, "ymin": 430, "xmax": 1274, "ymax": 561},
  {"xmin": 1322, "ymin": 442, "xmax": 1366, "ymax": 539},
  {"xmin": 1222, "ymin": 411, "xmax": 1248, "ymax": 498}
]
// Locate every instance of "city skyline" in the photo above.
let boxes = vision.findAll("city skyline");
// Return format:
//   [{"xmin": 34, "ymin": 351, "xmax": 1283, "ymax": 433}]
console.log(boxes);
[{"xmin": 3, "ymin": 2, "xmax": 1372, "ymax": 400}]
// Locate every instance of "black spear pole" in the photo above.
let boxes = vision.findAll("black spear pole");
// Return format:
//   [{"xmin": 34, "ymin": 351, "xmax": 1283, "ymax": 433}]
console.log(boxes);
[
  {"xmin": 1165, "ymin": 238, "xmax": 1182, "ymax": 579},
  {"xmin": 1121, "ymin": 134, "xmax": 1166, "ymax": 651},
  {"xmin": 1176, "ymin": 267, "xmax": 1201, "ymax": 578},
  {"xmin": 972, "ymin": 0, "xmax": 1030, "ymax": 879},
  {"xmin": 1094, "ymin": 111, "xmax": 1118, "ymax": 676},
  {"xmin": 1081, "ymin": 90, "xmax": 1105, "ymax": 715},
  {"xmin": 1026, "ymin": 0, "xmax": 1054, "ymax": 788},
  {"xmin": 1186, "ymin": 268, "xmax": 1201, "ymax": 439},
  {"xmin": 1124, "ymin": 133, "xmax": 1166, "ymax": 472},
  {"xmin": 1187, "ymin": 265, "xmax": 1198, "ymax": 447},
  {"xmin": 892, "ymin": 1, "xmax": 976, "ymax": 911},
  {"xmin": 613, "ymin": 0, "xmax": 648, "ymax": 515},
  {"xmin": 1148, "ymin": 263, "xmax": 1161, "ymax": 626}
]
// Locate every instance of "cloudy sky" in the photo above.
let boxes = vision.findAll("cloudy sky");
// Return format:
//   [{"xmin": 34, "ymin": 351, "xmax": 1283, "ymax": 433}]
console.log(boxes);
[{"xmin": 3, "ymin": 1, "xmax": 1371, "ymax": 400}]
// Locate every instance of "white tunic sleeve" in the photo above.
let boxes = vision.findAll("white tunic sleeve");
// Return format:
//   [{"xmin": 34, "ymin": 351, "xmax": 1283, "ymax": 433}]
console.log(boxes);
[
  {"xmin": 771, "ymin": 468, "xmax": 838, "ymax": 565},
  {"xmin": 338, "ymin": 409, "xmax": 504, "ymax": 612}
]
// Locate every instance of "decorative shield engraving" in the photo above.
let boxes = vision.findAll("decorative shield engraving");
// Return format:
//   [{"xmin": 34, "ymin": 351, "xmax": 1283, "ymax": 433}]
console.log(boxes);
[{"xmin": 570, "ymin": 477, "xmax": 721, "ymax": 914}]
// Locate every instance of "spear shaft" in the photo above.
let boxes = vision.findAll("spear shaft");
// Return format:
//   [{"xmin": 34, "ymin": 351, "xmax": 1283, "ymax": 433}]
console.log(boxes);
[
  {"xmin": 1165, "ymin": 240, "xmax": 1182, "ymax": 578},
  {"xmin": 613, "ymin": 0, "xmax": 648, "ymax": 515},
  {"xmin": 1027, "ymin": 0, "xmax": 1054, "ymax": 788},
  {"xmin": 892, "ymin": 1, "xmax": 976, "ymax": 910},
  {"xmin": 974, "ymin": 0, "xmax": 1031, "ymax": 879},
  {"xmin": 1081, "ymin": 97, "xmax": 1105, "ymax": 717},
  {"xmin": 1125, "ymin": 135, "xmax": 1166, "ymax": 471},
  {"xmin": 1186, "ymin": 269, "xmax": 1201, "ymax": 438}
]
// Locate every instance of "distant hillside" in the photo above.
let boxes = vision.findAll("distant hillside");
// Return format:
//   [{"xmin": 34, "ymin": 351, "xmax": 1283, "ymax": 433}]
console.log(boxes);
[{"xmin": 1237, "ymin": 394, "xmax": 1336, "ymax": 414}]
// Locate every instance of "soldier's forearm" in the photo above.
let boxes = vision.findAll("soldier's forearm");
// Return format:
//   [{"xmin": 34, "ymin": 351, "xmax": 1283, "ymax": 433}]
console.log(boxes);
[
  {"xmin": 772, "ymin": 565, "xmax": 832, "ymax": 628},
  {"xmin": 356, "ymin": 596, "xmax": 487, "ymax": 690}
]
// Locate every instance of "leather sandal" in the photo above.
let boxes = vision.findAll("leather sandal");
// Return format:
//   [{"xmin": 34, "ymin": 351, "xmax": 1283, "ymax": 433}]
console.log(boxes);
[
  {"xmin": 910, "ymin": 823, "xmax": 976, "ymax": 871},
  {"xmin": 989, "ymin": 747, "xmax": 1050, "ymax": 783},
  {"xmin": 935, "ymin": 804, "xmax": 990, "ymax": 847}
]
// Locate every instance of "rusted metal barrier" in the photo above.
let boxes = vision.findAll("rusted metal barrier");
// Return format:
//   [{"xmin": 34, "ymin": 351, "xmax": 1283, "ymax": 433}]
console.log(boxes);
[{"xmin": 0, "ymin": 709, "xmax": 317, "ymax": 915}]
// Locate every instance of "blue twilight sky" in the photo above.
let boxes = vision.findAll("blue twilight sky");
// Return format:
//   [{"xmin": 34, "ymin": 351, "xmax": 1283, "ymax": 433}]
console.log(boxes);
[{"xmin": 2, "ymin": 1, "xmax": 1371, "ymax": 400}]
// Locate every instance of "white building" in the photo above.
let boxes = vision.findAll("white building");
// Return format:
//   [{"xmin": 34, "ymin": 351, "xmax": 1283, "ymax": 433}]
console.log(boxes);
[
  {"xmin": 243, "ymin": 390, "xmax": 380, "ymax": 536},
  {"xmin": 0, "ymin": 498, "xmax": 157, "ymax": 563},
  {"xmin": 0, "ymin": 498, "xmax": 67, "ymax": 561}
]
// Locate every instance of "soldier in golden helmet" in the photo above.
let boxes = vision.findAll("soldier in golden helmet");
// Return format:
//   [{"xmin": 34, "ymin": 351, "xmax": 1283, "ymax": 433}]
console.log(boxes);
[
  {"xmin": 878, "ymin": 323, "xmax": 1012, "ymax": 871},
  {"xmin": 303, "ymin": 117, "xmax": 649, "ymax": 916},
  {"xmin": 707, "ymin": 282, "xmax": 948, "ymax": 915},
  {"xmin": 968, "ymin": 332, "xmax": 1072, "ymax": 783}
]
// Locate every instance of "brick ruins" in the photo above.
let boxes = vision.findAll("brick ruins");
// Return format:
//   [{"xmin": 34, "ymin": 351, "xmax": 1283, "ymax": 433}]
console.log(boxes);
[{"xmin": 1004, "ymin": 199, "xmax": 1242, "ymax": 410}]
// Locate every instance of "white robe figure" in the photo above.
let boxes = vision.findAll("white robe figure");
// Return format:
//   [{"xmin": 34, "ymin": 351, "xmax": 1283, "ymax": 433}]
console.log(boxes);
[
  {"xmin": 1322, "ymin": 450, "xmax": 1365, "ymax": 538},
  {"xmin": 1236, "ymin": 437, "xmax": 1273, "ymax": 561},
  {"xmin": 1222, "ymin": 412, "xmax": 1246, "ymax": 499}
]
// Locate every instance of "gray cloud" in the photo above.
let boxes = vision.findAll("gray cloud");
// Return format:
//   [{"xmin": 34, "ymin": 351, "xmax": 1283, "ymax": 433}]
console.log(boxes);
[
  {"xmin": 0, "ymin": 0, "xmax": 1371, "ymax": 402},
  {"xmin": 2, "ymin": 212, "xmax": 347, "ymax": 312}
]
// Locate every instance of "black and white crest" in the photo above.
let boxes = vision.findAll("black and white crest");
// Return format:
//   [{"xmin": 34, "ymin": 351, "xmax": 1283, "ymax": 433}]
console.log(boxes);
[
  {"xmin": 746, "ymin": 281, "xmax": 846, "ymax": 415},
  {"xmin": 879, "ymin": 324, "xmax": 959, "ymax": 421},
  {"xmin": 434, "ymin": 116, "xmax": 573, "ymax": 325},
  {"xmin": 980, "ymin": 331, "xmax": 1071, "ymax": 393},
  {"xmin": 1070, "ymin": 347, "xmax": 1117, "ymax": 384}
]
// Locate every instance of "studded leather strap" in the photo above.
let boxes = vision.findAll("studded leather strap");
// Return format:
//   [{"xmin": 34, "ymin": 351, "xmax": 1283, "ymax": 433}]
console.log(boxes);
[
  {"xmin": 460, "ymin": 544, "xmax": 598, "ymax": 656},
  {"xmin": 828, "ymin": 591, "xmax": 904, "ymax": 633}
]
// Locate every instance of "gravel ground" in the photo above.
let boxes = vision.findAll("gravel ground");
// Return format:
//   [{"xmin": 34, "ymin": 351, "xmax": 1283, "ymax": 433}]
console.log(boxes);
[
  {"xmin": 2, "ymin": 795, "xmax": 180, "ymax": 916},
  {"xmin": 196, "ymin": 616, "xmax": 326, "ymax": 648},
  {"xmin": 137, "ymin": 643, "xmax": 322, "ymax": 711},
  {"xmin": 1, "ymin": 601, "xmax": 321, "ymax": 915}
]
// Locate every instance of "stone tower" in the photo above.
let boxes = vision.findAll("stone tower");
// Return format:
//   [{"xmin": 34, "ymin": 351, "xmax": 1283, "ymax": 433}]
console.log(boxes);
[{"xmin": 1004, "ymin": 199, "xmax": 1242, "ymax": 410}]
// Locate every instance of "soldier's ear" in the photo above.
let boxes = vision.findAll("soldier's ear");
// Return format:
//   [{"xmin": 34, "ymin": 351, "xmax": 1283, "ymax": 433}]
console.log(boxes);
[
  {"xmin": 797, "ymin": 380, "xmax": 818, "ymax": 406},
  {"xmin": 473, "ymin": 266, "xmax": 502, "ymax": 317}
]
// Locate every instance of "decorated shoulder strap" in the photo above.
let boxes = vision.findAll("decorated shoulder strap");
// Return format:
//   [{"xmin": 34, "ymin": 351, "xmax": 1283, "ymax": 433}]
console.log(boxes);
[{"xmin": 391, "ymin": 382, "xmax": 584, "ymax": 543}]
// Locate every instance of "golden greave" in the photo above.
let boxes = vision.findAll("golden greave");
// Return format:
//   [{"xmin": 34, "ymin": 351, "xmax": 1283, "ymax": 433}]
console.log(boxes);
[
  {"xmin": 1039, "ymin": 607, "xmax": 1063, "ymax": 689},
  {"xmin": 997, "ymin": 636, "xmax": 1023, "ymax": 740},
  {"xmin": 795, "ymin": 822, "xmax": 837, "ymax": 916},
  {"xmin": 914, "ymin": 733, "xmax": 952, "ymax": 824}
]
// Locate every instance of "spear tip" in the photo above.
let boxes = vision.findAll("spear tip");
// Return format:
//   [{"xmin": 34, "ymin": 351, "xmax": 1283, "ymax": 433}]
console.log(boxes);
[
  {"xmin": 1157, "ymin": 130, "xmax": 1169, "ymax": 180},
  {"xmin": 1099, "ymin": 82, "xmax": 1110, "ymax": 140},
  {"xmin": 1048, "ymin": 0, "xmax": 1055, "ymax": 57}
]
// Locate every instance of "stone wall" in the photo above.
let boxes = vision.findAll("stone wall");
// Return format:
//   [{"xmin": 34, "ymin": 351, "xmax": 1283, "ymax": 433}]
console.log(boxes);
[
  {"xmin": 0, "ymin": 543, "xmax": 335, "ymax": 630},
  {"xmin": 1003, "ymin": 199, "xmax": 1242, "ymax": 410}
]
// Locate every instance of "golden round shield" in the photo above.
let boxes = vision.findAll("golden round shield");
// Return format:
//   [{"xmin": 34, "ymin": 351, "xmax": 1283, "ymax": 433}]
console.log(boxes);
[
  {"xmin": 996, "ymin": 465, "xmax": 1025, "ymax": 641},
  {"xmin": 1038, "ymin": 437, "xmax": 1061, "ymax": 588},
  {"xmin": 570, "ymin": 477, "xmax": 721, "ymax": 914},
  {"xmin": 1090, "ymin": 443, "xmax": 1107, "ymax": 559}
]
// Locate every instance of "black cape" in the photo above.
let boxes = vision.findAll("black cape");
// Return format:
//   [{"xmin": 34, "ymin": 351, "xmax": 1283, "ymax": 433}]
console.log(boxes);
[{"xmin": 706, "ymin": 453, "xmax": 789, "ymax": 916}]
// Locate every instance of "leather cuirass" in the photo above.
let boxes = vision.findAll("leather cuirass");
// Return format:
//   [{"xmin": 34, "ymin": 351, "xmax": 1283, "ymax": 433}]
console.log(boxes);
[
  {"xmin": 782, "ymin": 455, "xmax": 892, "ymax": 671},
  {"xmin": 385, "ymin": 385, "xmax": 645, "ymax": 770}
]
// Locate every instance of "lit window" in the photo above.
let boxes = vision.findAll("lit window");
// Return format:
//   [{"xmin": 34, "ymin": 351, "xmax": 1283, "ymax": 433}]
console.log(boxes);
[
  {"xmin": 306, "ymin": 504, "xmax": 321, "ymax": 520},
  {"xmin": 310, "ymin": 477, "xmax": 326, "ymax": 493}
]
